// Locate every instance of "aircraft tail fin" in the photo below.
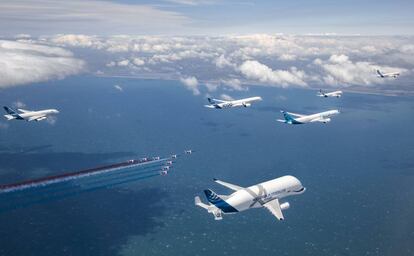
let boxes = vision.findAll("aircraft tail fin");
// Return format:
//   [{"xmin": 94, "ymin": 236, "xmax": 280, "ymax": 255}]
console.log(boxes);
[
  {"xmin": 3, "ymin": 106, "xmax": 18, "ymax": 115},
  {"xmin": 281, "ymin": 111, "xmax": 296, "ymax": 123},
  {"xmin": 204, "ymin": 189, "xmax": 225, "ymax": 205},
  {"xmin": 3, "ymin": 106, "xmax": 22, "ymax": 120},
  {"xmin": 377, "ymin": 69, "xmax": 384, "ymax": 77},
  {"xmin": 207, "ymin": 98, "xmax": 214, "ymax": 104}
]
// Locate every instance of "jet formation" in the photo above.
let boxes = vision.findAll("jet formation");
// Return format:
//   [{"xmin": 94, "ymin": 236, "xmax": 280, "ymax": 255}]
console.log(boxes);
[
  {"xmin": 195, "ymin": 176, "xmax": 305, "ymax": 220},
  {"xmin": 3, "ymin": 106, "xmax": 59, "ymax": 122}
]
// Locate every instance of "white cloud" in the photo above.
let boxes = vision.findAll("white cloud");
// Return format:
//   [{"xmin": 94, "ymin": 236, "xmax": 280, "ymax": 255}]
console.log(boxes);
[
  {"xmin": 12, "ymin": 101, "xmax": 26, "ymax": 109},
  {"xmin": 239, "ymin": 60, "xmax": 307, "ymax": 87},
  {"xmin": 180, "ymin": 76, "xmax": 200, "ymax": 95},
  {"xmin": 0, "ymin": 0, "xmax": 189, "ymax": 36},
  {"xmin": 132, "ymin": 58, "xmax": 145, "ymax": 66},
  {"xmin": 214, "ymin": 54, "xmax": 235, "ymax": 68},
  {"xmin": 114, "ymin": 85, "xmax": 123, "ymax": 92},
  {"xmin": 50, "ymin": 34, "xmax": 103, "ymax": 49},
  {"xmin": 220, "ymin": 94, "xmax": 234, "ymax": 101},
  {"xmin": 46, "ymin": 116, "xmax": 57, "ymax": 125},
  {"xmin": 220, "ymin": 78, "xmax": 245, "ymax": 91},
  {"xmin": 4, "ymin": 34, "xmax": 413, "ymax": 92},
  {"xmin": 314, "ymin": 54, "xmax": 405, "ymax": 86},
  {"xmin": 117, "ymin": 59, "xmax": 130, "ymax": 67},
  {"xmin": 0, "ymin": 40, "xmax": 85, "ymax": 88}
]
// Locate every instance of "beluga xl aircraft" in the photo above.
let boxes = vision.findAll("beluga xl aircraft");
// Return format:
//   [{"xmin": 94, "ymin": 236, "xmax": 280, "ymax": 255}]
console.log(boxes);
[
  {"xmin": 195, "ymin": 176, "xmax": 305, "ymax": 221},
  {"xmin": 317, "ymin": 89, "xmax": 343, "ymax": 98},
  {"xmin": 204, "ymin": 96, "xmax": 262, "ymax": 109},
  {"xmin": 277, "ymin": 110, "xmax": 339, "ymax": 124},
  {"xmin": 376, "ymin": 69, "xmax": 400, "ymax": 78},
  {"xmin": 3, "ymin": 106, "xmax": 59, "ymax": 122}
]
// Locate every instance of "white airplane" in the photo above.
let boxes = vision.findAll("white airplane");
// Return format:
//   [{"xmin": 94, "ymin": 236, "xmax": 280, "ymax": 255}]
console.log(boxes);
[
  {"xmin": 205, "ymin": 96, "xmax": 262, "ymax": 109},
  {"xmin": 3, "ymin": 106, "xmax": 59, "ymax": 122},
  {"xmin": 277, "ymin": 110, "xmax": 339, "ymax": 124},
  {"xmin": 317, "ymin": 89, "xmax": 343, "ymax": 98},
  {"xmin": 195, "ymin": 176, "xmax": 305, "ymax": 221},
  {"xmin": 377, "ymin": 69, "xmax": 400, "ymax": 78}
]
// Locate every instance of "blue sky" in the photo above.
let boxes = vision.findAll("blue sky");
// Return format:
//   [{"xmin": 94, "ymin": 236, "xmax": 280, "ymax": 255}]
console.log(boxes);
[{"xmin": 0, "ymin": 0, "xmax": 413, "ymax": 36}]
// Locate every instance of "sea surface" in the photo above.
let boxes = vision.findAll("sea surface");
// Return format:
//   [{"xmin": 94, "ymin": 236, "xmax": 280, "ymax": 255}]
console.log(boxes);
[{"xmin": 0, "ymin": 76, "xmax": 413, "ymax": 256}]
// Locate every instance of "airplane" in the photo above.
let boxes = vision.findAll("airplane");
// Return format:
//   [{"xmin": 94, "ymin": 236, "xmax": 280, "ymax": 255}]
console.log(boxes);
[
  {"xmin": 317, "ymin": 89, "xmax": 343, "ymax": 98},
  {"xmin": 277, "ymin": 110, "xmax": 339, "ymax": 124},
  {"xmin": 195, "ymin": 175, "xmax": 305, "ymax": 221},
  {"xmin": 377, "ymin": 69, "xmax": 400, "ymax": 78},
  {"xmin": 205, "ymin": 96, "xmax": 262, "ymax": 109},
  {"xmin": 161, "ymin": 166, "xmax": 171, "ymax": 171},
  {"xmin": 165, "ymin": 160, "xmax": 173, "ymax": 165},
  {"xmin": 3, "ymin": 106, "xmax": 59, "ymax": 122},
  {"xmin": 160, "ymin": 170, "xmax": 168, "ymax": 176},
  {"xmin": 184, "ymin": 149, "xmax": 193, "ymax": 154}
]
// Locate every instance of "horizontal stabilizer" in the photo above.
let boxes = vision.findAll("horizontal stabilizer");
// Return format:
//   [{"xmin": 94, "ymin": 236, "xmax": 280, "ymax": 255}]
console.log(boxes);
[{"xmin": 195, "ymin": 196, "xmax": 209, "ymax": 210}]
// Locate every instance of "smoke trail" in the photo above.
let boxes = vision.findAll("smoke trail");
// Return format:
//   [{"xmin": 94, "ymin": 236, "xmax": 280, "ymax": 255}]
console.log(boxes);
[
  {"xmin": 0, "ymin": 157, "xmax": 169, "ymax": 194},
  {"xmin": 0, "ymin": 150, "xmax": 190, "ymax": 212}
]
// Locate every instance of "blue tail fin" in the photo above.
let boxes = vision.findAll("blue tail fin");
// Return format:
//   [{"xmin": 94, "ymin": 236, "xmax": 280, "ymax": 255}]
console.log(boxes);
[
  {"xmin": 3, "ymin": 106, "xmax": 17, "ymax": 115},
  {"xmin": 204, "ymin": 189, "xmax": 238, "ymax": 213},
  {"xmin": 376, "ymin": 70, "xmax": 384, "ymax": 77},
  {"xmin": 282, "ymin": 111, "xmax": 296, "ymax": 123},
  {"xmin": 204, "ymin": 189, "xmax": 223, "ymax": 204}
]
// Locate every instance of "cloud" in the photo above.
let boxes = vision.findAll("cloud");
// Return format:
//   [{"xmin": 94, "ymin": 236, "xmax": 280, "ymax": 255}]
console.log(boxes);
[
  {"xmin": 220, "ymin": 78, "xmax": 245, "ymax": 91},
  {"xmin": 3, "ymin": 34, "xmax": 414, "ymax": 93},
  {"xmin": 219, "ymin": 94, "xmax": 234, "ymax": 101},
  {"xmin": 314, "ymin": 54, "xmax": 405, "ymax": 86},
  {"xmin": 180, "ymin": 76, "xmax": 200, "ymax": 95},
  {"xmin": 0, "ymin": 40, "xmax": 85, "ymax": 88},
  {"xmin": 46, "ymin": 116, "xmax": 57, "ymax": 125},
  {"xmin": 0, "ymin": 0, "xmax": 189, "ymax": 36},
  {"xmin": 239, "ymin": 60, "xmax": 307, "ymax": 87},
  {"xmin": 114, "ymin": 85, "xmax": 123, "ymax": 92},
  {"xmin": 214, "ymin": 54, "xmax": 235, "ymax": 68},
  {"xmin": 12, "ymin": 101, "xmax": 26, "ymax": 109}
]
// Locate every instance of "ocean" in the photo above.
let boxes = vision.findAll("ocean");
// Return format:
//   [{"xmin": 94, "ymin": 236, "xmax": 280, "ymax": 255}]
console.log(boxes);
[{"xmin": 0, "ymin": 76, "xmax": 413, "ymax": 256}]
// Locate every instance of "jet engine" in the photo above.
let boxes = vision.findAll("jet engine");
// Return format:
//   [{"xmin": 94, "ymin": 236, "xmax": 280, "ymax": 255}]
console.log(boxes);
[
  {"xmin": 242, "ymin": 102, "xmax": 251, "ymax": 107},
  {"xmin": 35, "ymin": 117, "xmax": 47, "ymax": 121},
  {"xmin": 322, "ymin": 118, "xmax": 331, "ymax": 123},
  {"xmin": 280, "ymin": 202, "xmax": 290, "ymax": 210}
]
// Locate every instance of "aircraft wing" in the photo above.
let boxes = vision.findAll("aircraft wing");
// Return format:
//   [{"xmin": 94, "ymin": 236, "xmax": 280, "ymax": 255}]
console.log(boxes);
[
  {"xmin": 263, "ymin": 198, "xmax": 284, "ymax": 221},
  {"xmin": 209, "ymin": 98, "xmax": 227, "ymax": 104},
  {"xmin": 213, "ymin": 178, "xmax": 244, "ymax": 191},
  {"xmin": 27, "ymin": 115, "xmax": 46, "ymax": 121},
  {"xmin": 286, "ymin": 112, "xmax": 306, "ymax": 118}
]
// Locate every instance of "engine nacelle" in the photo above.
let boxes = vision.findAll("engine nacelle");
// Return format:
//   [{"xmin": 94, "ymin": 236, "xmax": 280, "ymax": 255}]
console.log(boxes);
[
  {"xmin": 323, "ymin": 118, "xmax": 331, "ymax": 123},
  {"xmin": 280, "ymin": 202, "xmax": 290, "ymax": 210},
  {"xmin": 243, "ymin": 102, "xmax": 251, "ymax": 107}
]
